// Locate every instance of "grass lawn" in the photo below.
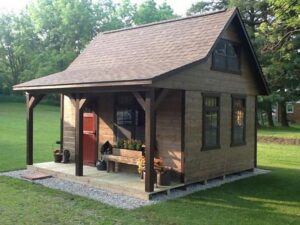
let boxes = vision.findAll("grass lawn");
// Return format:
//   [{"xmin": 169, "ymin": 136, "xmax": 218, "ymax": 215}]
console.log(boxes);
[
  {"xmin": 0, "ymin": 100, "xmax": 60, "ymax": 171},
  {"xmin": 258, "ymin": 124, "xmax": 300, "ymax": 139},
  {"xmin": 0, "ymin": 100, "xmax": 299, "ymax": 225}
]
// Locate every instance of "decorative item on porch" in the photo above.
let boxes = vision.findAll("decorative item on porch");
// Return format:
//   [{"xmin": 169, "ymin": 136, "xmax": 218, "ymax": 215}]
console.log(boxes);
[
  {"xmin": 61, "ymin": 149, "xmax": 70, "ymax": 163},
  {"xmin": 53, "ymin": 149, "xmax": 63, "ymax": 163},
  {"xmin": 96, "ymin": 159, "xmax": 107, "ymax": 171},
  {"xmin": 157, "ymin": 166, "xmax": 172, "ymax": 186}
]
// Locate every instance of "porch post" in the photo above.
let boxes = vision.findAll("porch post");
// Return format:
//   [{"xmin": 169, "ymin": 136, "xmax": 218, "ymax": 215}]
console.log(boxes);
[
  {"xmin": 26, "ymin": 93, "xmax": 44, "ymax": 165},
  {"xmin": 145, "ymin": 89, "xmax": 155, "ymax": 192},
  {"xmin": 74, "ymin": 95, "xmax": 87, "ymax": 176},
  {"xmin": 60, "ymin": 94, "xmax": 64, "ymax": 151}
]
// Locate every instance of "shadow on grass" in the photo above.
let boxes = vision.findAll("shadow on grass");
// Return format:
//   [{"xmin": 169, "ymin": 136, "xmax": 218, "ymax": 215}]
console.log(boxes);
[{"xmin": 168, "ymin": 166, "xmax": 300, "ymax": 216}]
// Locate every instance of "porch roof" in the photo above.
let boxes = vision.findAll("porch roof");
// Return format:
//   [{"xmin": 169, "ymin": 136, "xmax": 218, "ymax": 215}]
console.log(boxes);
[{"xmin": 14, "ymin": 9, "xmax": 235, "ymax": 91}]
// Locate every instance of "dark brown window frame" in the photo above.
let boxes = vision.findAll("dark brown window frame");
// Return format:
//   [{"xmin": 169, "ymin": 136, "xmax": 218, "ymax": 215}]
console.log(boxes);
[
  {"xmin": 201, "ymin": 93, "xmax": 221, "ymax": 151},
  {"xmin": 211, "ymin": 38, "xmax": 241, "ymax": 75},
  {"xmin": 231, "ymin": 95, "xmax": 247, "ymax": 147}
]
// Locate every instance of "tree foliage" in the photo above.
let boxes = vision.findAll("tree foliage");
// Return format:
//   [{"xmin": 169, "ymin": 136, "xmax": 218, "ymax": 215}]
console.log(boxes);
[{"xmin": 0, "ymin": 0, "xmax": 176, "ymax": 94}]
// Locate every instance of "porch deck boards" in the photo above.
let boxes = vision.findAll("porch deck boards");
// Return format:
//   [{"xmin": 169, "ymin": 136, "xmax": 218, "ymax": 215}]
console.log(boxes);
[{"xmin": 28, "ymin": 162, "xmax": 183, "ymax": 200}]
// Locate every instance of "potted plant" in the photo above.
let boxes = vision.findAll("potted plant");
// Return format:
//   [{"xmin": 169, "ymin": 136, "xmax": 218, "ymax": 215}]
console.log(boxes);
[
  {"xmin": 53, "ymin": 149, "xmax": 63, "ymax": 163},
  {"xmin": 128, "ymin": 139, "xmax": 136, "ymax": 150},
  {"xmin": 135, "ymin": 140, "xmax": 142, "ymax": 151},
  {"xmin": 137, "ymin": 156, "xmax": 145, "ymax": 179}
]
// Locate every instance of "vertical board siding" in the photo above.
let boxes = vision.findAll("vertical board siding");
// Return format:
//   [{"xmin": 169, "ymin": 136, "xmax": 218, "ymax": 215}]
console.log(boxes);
[
  {"xmin": 156, "ymin": 90, "xmax": 182, "ymax": 173},
  {"xmin": 63, "ymin": 96, "xmax": 75, "ymax": 161}
]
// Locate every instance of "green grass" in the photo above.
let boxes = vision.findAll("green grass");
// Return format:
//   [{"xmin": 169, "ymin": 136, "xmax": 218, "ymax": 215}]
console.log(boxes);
[
  {"xmin": 0, "ymin": 100, "xmax": 299, "ymax": 225},
  {"xmin": 0, "ymin": 101, "xmax": 60, "ymax": 171},
  {"xmin": 258, "ymin": 124, "xmax": 300, "ymax": 139}
]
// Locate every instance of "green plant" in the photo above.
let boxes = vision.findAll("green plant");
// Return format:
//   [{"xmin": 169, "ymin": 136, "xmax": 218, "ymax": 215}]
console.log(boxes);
[
  {"xmin": 123, "ymin": 139, "xmax": 129, "ymax": 149},
  {"xmin": 116, "ymin": 139, "xmax": 124, "ymax": 148},
  {"xmin": 135, "ymin": 140, "xmax": 142, "ymax": 151}
]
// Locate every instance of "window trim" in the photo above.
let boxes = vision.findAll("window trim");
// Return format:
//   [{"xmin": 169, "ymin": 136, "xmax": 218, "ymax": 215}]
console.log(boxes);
[
  {"xmin": 201, "ymin": 93, "xmax": 221, "ymax": 151},
  {"xmin": 231, "ymin": 95, "xmax": 247, "ymax": 147},
  {"xmin": 211, "ymin": 38, "xmax": 241, "ymax": 75},
  {"xmin": 286, "ymin": 103, "xmax": 294, "ymax": 114}
]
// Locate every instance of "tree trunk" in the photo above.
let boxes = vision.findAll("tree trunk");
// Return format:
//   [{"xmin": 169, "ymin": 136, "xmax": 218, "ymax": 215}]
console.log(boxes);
[
  {"xmin": 265, "ymin": 101, "xmax": 274, "ymax": 127},
  {"xmin": 279, "ymin": 101, "xmax": 289, "ymax": 127}
]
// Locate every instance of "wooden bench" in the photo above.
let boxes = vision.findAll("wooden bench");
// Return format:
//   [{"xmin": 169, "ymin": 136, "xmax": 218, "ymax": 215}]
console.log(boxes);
[{"xmin": 102, "ymin": 154, "xmax": 139, "ymax": 172}]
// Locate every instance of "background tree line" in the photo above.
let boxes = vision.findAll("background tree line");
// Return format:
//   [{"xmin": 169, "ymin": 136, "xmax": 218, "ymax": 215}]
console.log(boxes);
[{"xmin": 0, "ymin": 0, "xmax": 299, "ymax": 127}]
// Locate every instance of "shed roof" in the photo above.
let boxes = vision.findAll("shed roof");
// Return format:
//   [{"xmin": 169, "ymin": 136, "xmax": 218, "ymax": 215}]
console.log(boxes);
[
  {"xmin": 14, "ymin": 9, "xmax": 235, "ymax": 89},
  {"xmin": 13, "ymin": 8, "xmax": 268, "ymax": 94}
]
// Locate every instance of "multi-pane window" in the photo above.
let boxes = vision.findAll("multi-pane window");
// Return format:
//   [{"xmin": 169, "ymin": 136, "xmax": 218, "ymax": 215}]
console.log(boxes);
[
  {"xmin": 212, "ymin": 39, "xmax": 240, "ymax": 73},
  {"xmin": 231, "ymin": 97, "xmax": 246, "ymax": 145},
  {"xmin": 202, "ymin": 94, "xmax": 220, "ymax": 150}
]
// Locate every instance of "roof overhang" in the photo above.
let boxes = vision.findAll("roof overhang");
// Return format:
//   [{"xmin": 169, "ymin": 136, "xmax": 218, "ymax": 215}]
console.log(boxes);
[{"xmin": 13, "ymin": 79, "xmax": 153, "ymax": 94}]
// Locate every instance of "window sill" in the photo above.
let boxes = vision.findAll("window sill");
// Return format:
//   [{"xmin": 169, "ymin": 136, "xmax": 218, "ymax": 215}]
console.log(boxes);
[
  {"xmin": 211, "ymin": 67, "xmax": 241, "ymax": 75},
  {"xmin": 201, "ymin": 145, "xmax": 221, "ymax": 151},
  {"xmin": 230, "ymin": 142, "xmax": 247, "ymax": 147}
]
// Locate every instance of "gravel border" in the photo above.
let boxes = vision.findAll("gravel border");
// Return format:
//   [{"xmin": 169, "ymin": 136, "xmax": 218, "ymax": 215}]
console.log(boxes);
[{"xmin": 0, "ymin": 168, "xmax": 269, "ymax": 209}]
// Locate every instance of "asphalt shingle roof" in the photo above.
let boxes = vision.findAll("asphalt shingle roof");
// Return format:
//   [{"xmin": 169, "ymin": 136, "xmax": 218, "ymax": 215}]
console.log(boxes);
[{"xmin": 14, "ymin": 9, "xmax": 235, "ymax": 89}]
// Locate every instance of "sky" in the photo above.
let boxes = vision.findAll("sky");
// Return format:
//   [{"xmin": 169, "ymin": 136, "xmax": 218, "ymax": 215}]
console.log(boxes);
[{"xmin": 0, "ymin": 0, "xmax": 201, "ymax": 15}]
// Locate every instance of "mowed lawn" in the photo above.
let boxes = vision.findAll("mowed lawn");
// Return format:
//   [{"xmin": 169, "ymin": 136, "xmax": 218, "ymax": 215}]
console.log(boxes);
[
  {"xmin": 0, "ymin": 100, "xmax": 299, "ymax": 225},
  {"xmin": 0, "ymin": 100, "xmax": 60, "ymax": 171}
]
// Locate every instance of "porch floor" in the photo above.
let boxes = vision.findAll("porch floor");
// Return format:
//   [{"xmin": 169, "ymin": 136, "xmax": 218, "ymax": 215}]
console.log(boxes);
[{"xmin": 28, "ymin": 162, "xmax": 183, "ymax": 200}]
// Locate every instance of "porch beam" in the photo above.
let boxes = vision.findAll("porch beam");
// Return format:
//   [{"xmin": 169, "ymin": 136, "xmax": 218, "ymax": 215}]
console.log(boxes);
[
  {"xmin": 133, "ymin": 92, "xmax": 145, "ymax": 110},
  {"xmin": 26, "ymin": 93, "xmax": 45, "ymax": 165},
  {"xmin": 154, "ymin": 89, "xmax": 169, "ymax": 110},
  {"xmin": 74, "ymin": 94, "xmax": 88, "ymax": 176},
  {"xmin": 145, "ymin": 89, "xmax": 155, "ymax": 192}
]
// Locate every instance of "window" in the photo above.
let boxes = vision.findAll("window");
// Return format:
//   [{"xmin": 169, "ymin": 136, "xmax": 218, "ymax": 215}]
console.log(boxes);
[
  {"xmin": 286, "ymin": 103, "xmax": 294, "ymax": 114},
  {"xmin": 115, "ymin": 94, "xmax": 145, "ymax": 142},
  {"xmin": 212, "ymin": 39, "xmax": 240, "ymax": 73},
  {"xmin": 231, "ymin": 96, "xmax": 246, "ymax": 146},
  {"xmin": 202, "ymin": 94, "xmax": 220, "ymax": 150}
]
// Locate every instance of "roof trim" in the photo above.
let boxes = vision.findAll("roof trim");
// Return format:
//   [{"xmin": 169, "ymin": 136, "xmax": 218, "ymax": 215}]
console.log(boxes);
[{"xmin": 13, "ymin": 79, "xmax": 152, "ymax": 92}]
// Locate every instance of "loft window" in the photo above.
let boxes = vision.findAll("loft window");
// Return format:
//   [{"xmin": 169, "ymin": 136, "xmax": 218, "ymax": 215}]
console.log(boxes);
[
  {"xmin": 202, "ymin": 94, "xmax": 220, "ymax": 150},
  {"xmin": 231, "ymin": 96, "xmax": 246, "ymax": 146},
  {"xmin": 212, "ymin": 39, "xmax": 240, "ymax": 73}
]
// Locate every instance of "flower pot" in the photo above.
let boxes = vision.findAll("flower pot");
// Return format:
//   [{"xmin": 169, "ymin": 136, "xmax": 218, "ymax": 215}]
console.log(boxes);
[
  {"xmin": 157, "ymin": 170, "xmax": 171, "ymax": 186},
  {"xmin": 54, "ymin": 154, "xmax": 63, "ymax": 163}
]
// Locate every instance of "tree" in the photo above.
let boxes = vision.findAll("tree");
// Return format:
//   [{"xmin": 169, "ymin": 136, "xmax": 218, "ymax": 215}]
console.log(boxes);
[
  {"xmin": 258, "ymin": 0, "xmax": 300, "ymax": 126},
  {"xmin": 133, "ymin": 0, "xmax": 177, "ymax": 25},
  {"xmin": 187, "ymin": 0, "xmax": 229, "ymax": 15}
]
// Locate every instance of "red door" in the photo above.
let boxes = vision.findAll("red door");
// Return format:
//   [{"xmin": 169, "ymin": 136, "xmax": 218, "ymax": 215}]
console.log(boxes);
[{"xmin": 83, "ymin": 113, "xmax": 97, "ymax": 166}]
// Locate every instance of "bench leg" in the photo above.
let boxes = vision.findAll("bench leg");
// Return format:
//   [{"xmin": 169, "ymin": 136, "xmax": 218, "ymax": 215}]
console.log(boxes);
[{"xmin": 115, "ymin": 162, "xmax": 119, "ymax": 172}]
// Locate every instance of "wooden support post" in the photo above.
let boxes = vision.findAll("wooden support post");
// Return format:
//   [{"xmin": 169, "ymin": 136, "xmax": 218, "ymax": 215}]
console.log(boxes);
[
  {"xmin": 145, "ymin": 89, "xmax": 155, "ymax": 192},
  {"xmin": 26, "ymin": 93, "xmax": 44, "ymax": 165},
  {"xmin": 74, "ymin": 95, "xmax": 87, "ymax": 176},
  {"xmin": 60, "ymin": 94, "xmax": 64, "ymax": 151},
  {"xmin": 254, "ymin": 96, "xmax": 258, "ymax": 168}
]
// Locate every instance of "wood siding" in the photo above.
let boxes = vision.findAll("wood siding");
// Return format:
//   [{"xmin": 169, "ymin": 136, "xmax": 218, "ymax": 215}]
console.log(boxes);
[
  {"xmin": 156, "ymin": 90, "xmax": 182, "ymax": 173},
  {"xmin": 97, "ymin": 93, "xmax": 114, "ymax": 154},
  {"xmin": 184, "ymin": 92, "xmax": 255, "ymax": 183},
  {"xmin": 152, "ymin": 24, "xmax": 259, "ymax": 96},
  {"xmin": 63, "ymin": 96, "xmax": 75, "ymax": 161}
]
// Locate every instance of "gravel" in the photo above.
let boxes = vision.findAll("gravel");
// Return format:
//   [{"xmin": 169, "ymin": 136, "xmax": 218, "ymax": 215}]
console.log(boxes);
[{"xmin": 0, "ymin": 168, "xmax": 269, "ymax": 209}]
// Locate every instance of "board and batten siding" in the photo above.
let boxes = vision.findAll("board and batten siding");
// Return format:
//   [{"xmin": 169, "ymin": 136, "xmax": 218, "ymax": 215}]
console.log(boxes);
[{"xmin": 63, "ymin": 95, "xmax": 75, "ymax": 161}]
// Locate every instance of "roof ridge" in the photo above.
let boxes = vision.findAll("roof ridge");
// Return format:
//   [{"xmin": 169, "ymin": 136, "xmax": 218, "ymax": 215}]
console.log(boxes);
[{"xmin": 103, "ymin": 8, "xmax": 230, "ymax": 35}]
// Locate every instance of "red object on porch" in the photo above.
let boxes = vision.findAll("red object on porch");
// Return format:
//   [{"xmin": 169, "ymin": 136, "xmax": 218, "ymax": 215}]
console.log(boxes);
[{"xmin": 83, "ymin": 113, "xmax": 97, "ymax": 166}]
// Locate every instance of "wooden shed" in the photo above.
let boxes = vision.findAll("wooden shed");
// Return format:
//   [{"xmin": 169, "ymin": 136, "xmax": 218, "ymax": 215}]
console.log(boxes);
[{"xmin": 14, "ymin": 8, "xmax": 269, "ymax": 195}]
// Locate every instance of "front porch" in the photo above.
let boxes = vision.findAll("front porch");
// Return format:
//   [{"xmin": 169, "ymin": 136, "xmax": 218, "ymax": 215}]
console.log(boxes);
[{"xmin": 28, "ymin": 162, "xmax": 184, "ymax": 200}]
